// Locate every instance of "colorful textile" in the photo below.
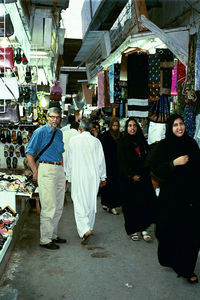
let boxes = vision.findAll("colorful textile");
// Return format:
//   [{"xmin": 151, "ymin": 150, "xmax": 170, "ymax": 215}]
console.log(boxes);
[
  {"xmin": 148, "ymin": 54, "xmax": 160, "ymax": 83},
  {"xmin": 177, "ymin": 60, "xmax": 186, "ymax": 83},
  {"xmin": 114, "ymin": 63, "xmax": 122, "ymax": 104},
  {"xmin": 195, "ymin": 30, "xmax": 200, "ymax": 91},
  {"xmin": 109, "ymin": 64, "xmax": 114, "ymax": 104},
  {"xmin": 182, "ymin": 105, "xmax": 196, "ymax": 138},
  {"xmin": 177, "ymin": 82, "xmax": 186, "ymax": 114},
  {"xmin": 171, "ymin": 66, "xmax": 178, "ymax": 96},
  {"xmin": 148, "ymin": 94, "xmax": 170, "ymax": 123},
  {"xmin": 104, "ymin": 70, "xmax": 110, "ymax": 107},
  {"xmin": 148, "ymin": 54, "xmax": 160, "ymax": 101},
  {"xmin": 194, "ymin": 114, "xmax": 200, "ymax": 148},
  {"xmin": 97, "ymin": 71, "xmax": 105, "ymax": 108},
  {"xmin": 186, "ymin": 34, "xmax": 197, "ymax": 102}
]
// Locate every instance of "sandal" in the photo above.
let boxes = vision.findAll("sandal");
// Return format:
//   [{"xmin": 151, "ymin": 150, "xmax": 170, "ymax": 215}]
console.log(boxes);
[
  {"xmin": 187, "ymin": 273, "xmax": 198, "ymax": 284},
  {"xmin": 141, "ymin": 231, "xmax": 152, "ymax": 242},
  {"xmin": 130, "ymin": 233, "xmax": 140, "ymax": 241}
]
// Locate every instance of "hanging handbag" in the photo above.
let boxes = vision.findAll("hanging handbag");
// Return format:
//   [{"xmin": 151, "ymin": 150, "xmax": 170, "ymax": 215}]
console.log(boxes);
[
  {"xmin": 0, "ymin": 14, "xmax": 14, "ymax": 37},
  {"xmin": 0, "ymin": 47, "xmax": 14, "ymax": 69},
  {"xmin": 50, "ymin": 82, "xmax": 62, "ymax": 101},
  {"xmin": 0, "ymin": 102, "xmax": 20, "ymax": 123}
]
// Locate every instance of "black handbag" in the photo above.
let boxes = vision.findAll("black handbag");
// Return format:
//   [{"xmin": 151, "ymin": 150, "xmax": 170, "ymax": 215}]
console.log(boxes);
[
  {"xmin": 0, "ymin": 103, "xmax": 20, "ymax": 123},
  {"xmin": 0, "ymin": 14, "xmax": 14, "ymax": 37}
]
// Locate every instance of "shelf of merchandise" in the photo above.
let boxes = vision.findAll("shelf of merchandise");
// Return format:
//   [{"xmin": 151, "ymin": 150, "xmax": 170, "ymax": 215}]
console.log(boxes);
[{"xmin": 0, "ymin": 214, "xmax": 19, "ymax": 264}]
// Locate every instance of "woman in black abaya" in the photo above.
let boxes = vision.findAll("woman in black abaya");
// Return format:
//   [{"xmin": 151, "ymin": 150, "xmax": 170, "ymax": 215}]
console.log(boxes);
[
  {"xmin": 117, "ymin": 117, "xmax": 156, "ymax": 241},
  {"xmin": 100, "ymin": 117, "xmax": 122, "ymax": 215},
  {"xmin": 147, "ymin": 113, "xmax": 200, "ymax": 283}
]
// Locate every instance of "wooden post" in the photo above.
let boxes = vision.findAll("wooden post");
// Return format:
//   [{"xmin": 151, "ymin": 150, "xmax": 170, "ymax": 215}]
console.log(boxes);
[{"xmin": 134, "ymin": 0, "xmax": 149, "ymax": 31}]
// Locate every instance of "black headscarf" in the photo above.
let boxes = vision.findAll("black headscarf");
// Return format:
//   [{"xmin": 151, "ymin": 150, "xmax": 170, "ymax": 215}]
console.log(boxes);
[
  {"xmin": 124, "ymin": 117, "xmax": 149, "ymax": 158},
  {"xmin": 165, "ymin": 113, "xmax": 191, "ymax": 157}
]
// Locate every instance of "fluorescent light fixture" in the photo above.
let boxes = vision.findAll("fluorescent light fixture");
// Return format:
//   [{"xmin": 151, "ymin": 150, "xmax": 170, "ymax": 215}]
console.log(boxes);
[
  {"xmin": 30, "ymin": 51, "xmax": 49, "ymax": 55},
  {"xmin": 30, "ymin": 55, "xmax": 49, "ymax": 59}
]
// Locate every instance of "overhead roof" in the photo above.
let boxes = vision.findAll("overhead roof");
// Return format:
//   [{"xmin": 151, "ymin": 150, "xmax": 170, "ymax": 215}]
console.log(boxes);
[
  {"xmin": 61, "ymin": 38, "xmax": 87, "ymax": 95},
  {"xmin": 30, "ymin": 0, "xmax": 69, "ymax": 9}
]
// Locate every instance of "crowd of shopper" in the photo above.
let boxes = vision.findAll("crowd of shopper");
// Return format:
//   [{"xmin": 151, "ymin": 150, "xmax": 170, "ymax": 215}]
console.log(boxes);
[{"xmin": 26, "ymin": 110, "xmax": 200, "ymax": 284}]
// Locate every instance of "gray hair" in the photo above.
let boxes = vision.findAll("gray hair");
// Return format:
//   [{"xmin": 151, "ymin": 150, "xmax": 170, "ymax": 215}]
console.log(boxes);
[
  {"xmin": 47, "ymin": 107, "xmax": 61, "ymax": 116},
  {"xmin": 80, "ymin": 118, "xmax": 92, "ymax": 131}
]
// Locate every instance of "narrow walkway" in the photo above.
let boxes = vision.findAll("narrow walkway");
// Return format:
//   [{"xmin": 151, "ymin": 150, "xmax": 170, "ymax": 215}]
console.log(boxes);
[{"xmin": 0, "ymin": 194, "xmax": 200, "ymax": 300}]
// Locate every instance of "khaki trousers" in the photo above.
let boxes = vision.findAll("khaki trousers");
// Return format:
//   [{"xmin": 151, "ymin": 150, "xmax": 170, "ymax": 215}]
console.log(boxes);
[{"xmin": 38, "ymin": 163, "xmax": 66, "ymax": 244}]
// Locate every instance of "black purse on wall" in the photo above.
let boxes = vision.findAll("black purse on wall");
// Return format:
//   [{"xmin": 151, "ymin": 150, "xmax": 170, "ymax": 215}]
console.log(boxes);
[
  {"xmin": 0, "ymin": 103, "xmax": 20, "ymax": 123},
  {"xmin": 0, "ymin": 14, "xmax": 14, "ymax": 37}
]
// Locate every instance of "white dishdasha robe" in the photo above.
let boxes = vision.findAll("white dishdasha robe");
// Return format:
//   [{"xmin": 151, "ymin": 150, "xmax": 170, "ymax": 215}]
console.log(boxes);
[{"xmin": 65, "ymin": 131, "xmax": 106, "ymax": 237}]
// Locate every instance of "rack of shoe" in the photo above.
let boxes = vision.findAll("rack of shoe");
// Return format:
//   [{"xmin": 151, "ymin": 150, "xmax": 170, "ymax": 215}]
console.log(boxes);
[
  {"xmin": 0, "ymin": 176, "xmax": 36, "ymax": 274},
  {"xmin": 0, "ymin": 206, "xmax": 18, "ymax": 265},
  {"xmin": 0, "ymin": 122, "xmax": 37, "ymax": 171}
]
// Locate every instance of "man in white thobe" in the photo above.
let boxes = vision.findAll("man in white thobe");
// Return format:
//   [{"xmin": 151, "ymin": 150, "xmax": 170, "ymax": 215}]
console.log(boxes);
[
  {"xmin": 63, "ymin": 121, "xmax": 80, "ymax": 169},
  {"xmin": 65, "ymin": 118, "xmax": 106, "ymax": 244}
]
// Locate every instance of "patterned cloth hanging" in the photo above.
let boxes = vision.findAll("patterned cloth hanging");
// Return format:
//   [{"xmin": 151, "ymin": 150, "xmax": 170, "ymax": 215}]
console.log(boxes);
[
  {"xmin": 97, "ymin": 71, "xmax": 105, "ymax": 108},
  {"xmin": 108, "ymin": 64, "xmax": 114, "ymax": 104},
  {"xmin": 127, "ymin": 52, "xmax": 148, "ymax": 117},
  {"xmin": 185, "ymin": 34, "xmax": 197, "ymax": 102},
  {"xmin": 171, "ymin": 66, "xmax": 178, "ymax": 96},
  {"xmin": 182, "ymin": 105, "xmax": 196, "ymax": 138},
  {"xmin": 148, "ymin": 53, "xmax": 160, "ymax": 102},
  {"xmin": 113, "ymin": 63, "xmax": 122, "ymax": 104},
  {"xmin": 148, "ymin": 94, "xmax": 170, "ymax": 123},
  {"xmin": 195, "ymin": 30, "xmax": 200, "ymax": 91}
]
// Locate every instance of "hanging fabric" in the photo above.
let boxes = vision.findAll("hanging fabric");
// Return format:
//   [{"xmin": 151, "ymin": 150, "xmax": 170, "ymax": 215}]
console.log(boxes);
[
  {"xmin": 127, "ymin": 52, "xmax": 148, "ymax": 117},
  {"xmin": 148, "ymin": 94, "xmax": 170, "ymax": 123},
  {"xmin": 113, "ymin": 63, "xmax": 122, "ymax": 104},
  {"xmin": 103, "ymin": 69, "xmax": 110, "ymax": 107},
  {"xmin": 171, "ymin": 65, "xmax": 178, "ymax": 96},
  {"xmin": 108, "ymin": 64, "xmax": 114, "ymax": 104},
  {"xmin": 97, "ymin": 71, "xmax": 104, "ymax": 108},
  {"xmin": 148, "ymin": 53, "xmax": 160, "ymax": 101},
  {"xmin": 185, "ymin": 34, "xmax": 197, "ymax": 102},
  {"xmin": 195, "ymin": 29, "xmax": 200, "ymax": 91}
]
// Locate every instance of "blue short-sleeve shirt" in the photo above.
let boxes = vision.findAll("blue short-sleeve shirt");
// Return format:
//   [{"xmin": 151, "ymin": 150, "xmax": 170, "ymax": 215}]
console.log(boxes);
[{"xmin": 26, "ymin": 123, "xmax": 65, "ymax": 162}]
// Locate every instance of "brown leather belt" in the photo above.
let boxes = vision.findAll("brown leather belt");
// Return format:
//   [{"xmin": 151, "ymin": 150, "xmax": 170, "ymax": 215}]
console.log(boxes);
[{"xmin": 40, "ymin": 161, "xmax": 62, "ymax": 166}]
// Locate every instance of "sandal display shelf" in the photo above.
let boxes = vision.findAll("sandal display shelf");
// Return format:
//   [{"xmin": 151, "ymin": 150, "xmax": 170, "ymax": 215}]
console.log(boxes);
[
  {"xmin": 0, "ymin": 214, "xmax": 19, "ymax": 265},
  {"xmin": 0, "ymin": 189, "xmax": 34, "ymax": 278}
]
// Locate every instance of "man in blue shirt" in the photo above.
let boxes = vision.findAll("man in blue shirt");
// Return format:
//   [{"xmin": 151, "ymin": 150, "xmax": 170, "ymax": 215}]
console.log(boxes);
[{"xmin": 26, "ymin": 107, "xmax": 67, "ymax": 250}]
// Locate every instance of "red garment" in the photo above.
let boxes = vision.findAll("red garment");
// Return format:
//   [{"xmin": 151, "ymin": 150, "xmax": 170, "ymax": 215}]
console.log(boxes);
[
  {"xmin": 134, "ymin": 146, "xmax": 141, "ymax": 157},
  {"xmin": 177, "ymin": 60, "xmax": 186, "ymax": 83}
]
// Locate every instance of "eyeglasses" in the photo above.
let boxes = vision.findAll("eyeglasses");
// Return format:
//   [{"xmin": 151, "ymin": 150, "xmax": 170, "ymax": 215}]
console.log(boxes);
[{"xmin": 48, "ymin": 115, "xmax": 61, "ymax": 120}]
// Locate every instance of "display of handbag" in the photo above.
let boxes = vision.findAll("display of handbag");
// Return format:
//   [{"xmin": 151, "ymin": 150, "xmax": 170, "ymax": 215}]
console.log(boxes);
[
  {"xmin": 0, "ymin": 77, "xmax": 19, "ymax": 99},
  {"xmin": 50, "ymin": 80, "xmax": 62, "ymax": 101},
  {"xmin": 0, "ymin": 14, "xmax": 14, "ymax": 37},
  {"xmin": 0, "ymin": 102, "xmax": 20, "ymax": 123},
  {"xmin": 0, "ymin": 47, "xmax": 14, "ymax": 69}
]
